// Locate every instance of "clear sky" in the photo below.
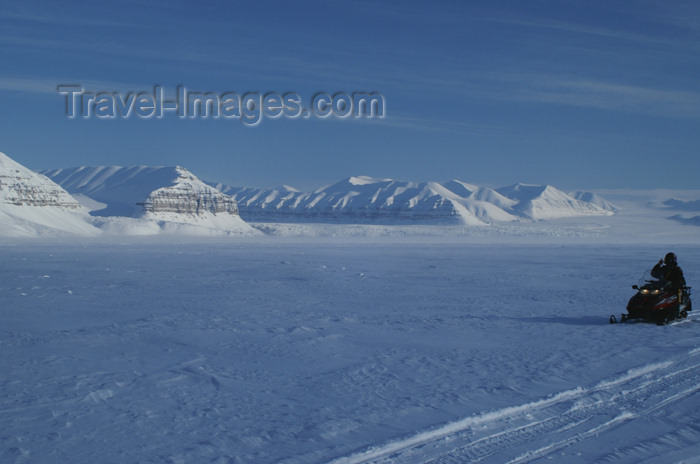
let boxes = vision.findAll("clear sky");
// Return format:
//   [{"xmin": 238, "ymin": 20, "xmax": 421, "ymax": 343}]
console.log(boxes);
[{"xmin": 1, "ymin": 0, "xmax": 698, "ymax": 190}]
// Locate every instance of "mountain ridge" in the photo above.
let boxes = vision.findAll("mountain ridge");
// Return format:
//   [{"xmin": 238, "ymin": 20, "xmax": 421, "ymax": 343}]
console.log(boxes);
[
  {"xmin": 211, "ymin": 175, "xmax": 615, "ymax": 224},
  {"xmin": 1, "ymin": 150, "xmax": 698, "ymax": 239},
  {"xmin": 43, "ymin": 165, "xmax": 617, "ymax": 225}
]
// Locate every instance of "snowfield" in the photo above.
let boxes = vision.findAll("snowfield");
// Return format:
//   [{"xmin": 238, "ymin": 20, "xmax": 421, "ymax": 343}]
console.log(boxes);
[{"xmin": 2, "ymin": 238, "xmax": 700, "ymax": 463}]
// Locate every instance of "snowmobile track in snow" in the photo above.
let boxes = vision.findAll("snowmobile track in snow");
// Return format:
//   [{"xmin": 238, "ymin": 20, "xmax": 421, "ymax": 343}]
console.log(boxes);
[{"xmin": 330, "ymin": 348, "xmax": 700, "ymax": 464}]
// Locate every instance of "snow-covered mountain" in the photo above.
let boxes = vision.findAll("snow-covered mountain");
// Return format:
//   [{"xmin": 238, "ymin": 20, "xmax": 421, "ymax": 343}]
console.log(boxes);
[
  {"xmin": 41, "ymin": 166, "xmax": 239, "ymax": 217},
  {"xmin": 495, "ymin": 183, "xmax": 615, "ymax": 220},
  {"xmin": 213, "ymin": 176, "xmax": 492, "ymax": 225},
  {"xmin": 211, "ymin": 176, "xmax": 614, "ymax": 224},
  {"xmin": 663, "ymin": 198, "xmax": 700, "ymax": 211},
  {"xmin": 1, "ymin": 152, "xmax": 83, "ymax": 209},
  {"xmin": 36, "ymin": 162, "xmax": 616, "ymax": 226},
  {"xmin": 569, "ymin": 190, "xmax": 620, "ymax": 212},
  {"xmin": 659, "ymin": 197, "xmax": 700, "ymax": 228},
  {"xmin": 0, "ymin": 152, "xmax": 99, "ymax": 237},
  {"xmin": 41, "ymin": 165, "xmax": 255, "ymax": 235}
]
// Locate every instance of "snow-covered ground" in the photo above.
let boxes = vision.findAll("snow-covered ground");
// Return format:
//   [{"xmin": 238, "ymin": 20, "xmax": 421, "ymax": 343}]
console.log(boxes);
[{"xmin": 2, "ymin": 237, "xmax": 700, "ymax": 463}]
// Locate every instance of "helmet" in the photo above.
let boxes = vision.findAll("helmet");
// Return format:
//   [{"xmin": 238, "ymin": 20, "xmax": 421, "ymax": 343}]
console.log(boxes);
[{"xmin": 665, "ymin": 252, "xmax": 677, "ymax": 265}]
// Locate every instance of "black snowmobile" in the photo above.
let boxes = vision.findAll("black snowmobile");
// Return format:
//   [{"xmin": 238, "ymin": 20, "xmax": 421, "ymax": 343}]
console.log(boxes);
[{"xmin": 610, "ymin": 270, "xmax": 692, "ymax": 325}]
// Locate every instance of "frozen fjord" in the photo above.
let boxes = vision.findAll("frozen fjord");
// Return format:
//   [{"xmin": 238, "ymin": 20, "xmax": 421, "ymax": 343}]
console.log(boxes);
[{"xmin": 2, "ymin": 240, "xmax": 700, "ymax": 463}]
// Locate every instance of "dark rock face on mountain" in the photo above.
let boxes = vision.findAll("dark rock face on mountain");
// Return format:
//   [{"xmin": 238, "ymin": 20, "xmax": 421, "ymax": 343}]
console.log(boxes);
[{"xmin": 139, "ymin": 169, "xmax": 239, "ymax": 216}]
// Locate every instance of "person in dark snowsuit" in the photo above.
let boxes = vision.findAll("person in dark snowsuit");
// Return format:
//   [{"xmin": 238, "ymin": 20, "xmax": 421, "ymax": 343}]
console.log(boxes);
[{"xmin": 651, "ymin": 252, "xmax": 686, "ymax": 292}]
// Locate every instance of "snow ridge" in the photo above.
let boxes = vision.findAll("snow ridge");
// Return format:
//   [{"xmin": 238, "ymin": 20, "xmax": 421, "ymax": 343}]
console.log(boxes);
[{"xmin": 330, "ymin": 347, "xmax": 700, "ymax": 463}]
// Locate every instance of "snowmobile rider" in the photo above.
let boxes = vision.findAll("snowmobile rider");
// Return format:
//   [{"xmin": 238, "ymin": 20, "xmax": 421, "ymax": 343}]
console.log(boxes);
[{"xmin": 651, "ymin": 252, "xmax": 686, "ymax": 292}]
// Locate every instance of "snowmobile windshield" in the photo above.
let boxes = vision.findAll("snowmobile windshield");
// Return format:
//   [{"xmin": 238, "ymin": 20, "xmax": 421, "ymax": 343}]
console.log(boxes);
[{"xmin": 639, "ymin": 269, "xmax": 663, "ymax": 288}]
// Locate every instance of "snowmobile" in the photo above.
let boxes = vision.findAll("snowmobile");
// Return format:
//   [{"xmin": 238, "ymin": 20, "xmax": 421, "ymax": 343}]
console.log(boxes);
[{"xmin": 610, "ymin": 270, "xmax": 692, "ymax": 325}]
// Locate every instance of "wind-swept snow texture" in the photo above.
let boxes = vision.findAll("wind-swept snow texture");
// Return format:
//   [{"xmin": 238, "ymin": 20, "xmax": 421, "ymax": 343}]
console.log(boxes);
[
  {"xmin": 211, "ymin": 177, "xmax": 613, "ymax": 224},
  {"xmin": 2, "ymin": 240, "xmax": 700, "ymax": 463}
]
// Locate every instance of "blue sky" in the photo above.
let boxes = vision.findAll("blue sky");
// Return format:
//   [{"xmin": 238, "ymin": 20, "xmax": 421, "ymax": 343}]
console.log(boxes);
[{"xmin": 0, "ymin": 0, "xmax": 698, "ymax": 190}]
